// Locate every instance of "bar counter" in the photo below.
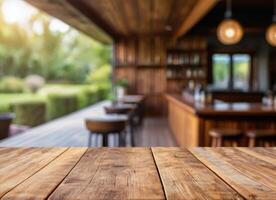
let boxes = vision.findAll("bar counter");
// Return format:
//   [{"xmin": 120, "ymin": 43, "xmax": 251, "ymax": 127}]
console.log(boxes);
[{"xmin": 166, "ymin": 94, "xmax": 276, "ymax": 147}]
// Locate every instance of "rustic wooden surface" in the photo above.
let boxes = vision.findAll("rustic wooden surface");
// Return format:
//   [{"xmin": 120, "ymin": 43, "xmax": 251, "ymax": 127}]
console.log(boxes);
[{"xmin": 0, "ymin": 147, "xmax": 275, "ymax": 199}]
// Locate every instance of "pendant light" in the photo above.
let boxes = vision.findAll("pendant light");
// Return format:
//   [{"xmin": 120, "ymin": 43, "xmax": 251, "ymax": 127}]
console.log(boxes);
[
  {"xmin": 217, "ymin": 0, "xmax": 243, "ymax": 45},
  {"xmin": 266, "ymin": 0, "xmax": 276, "ymax": 46}
]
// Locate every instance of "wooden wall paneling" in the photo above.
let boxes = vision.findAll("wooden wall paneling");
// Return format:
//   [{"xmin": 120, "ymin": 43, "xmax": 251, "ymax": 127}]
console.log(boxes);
[
  {"xmin": 126, "ymin": 39, "xmax": 137, "ymax": 65},
  {"xmin": 115, "ymin": 39, "xmax": 126, "ymax": 66},
  {"xmin": 114, "ymin": 67, "xmax": 136, "ymax": 94}
]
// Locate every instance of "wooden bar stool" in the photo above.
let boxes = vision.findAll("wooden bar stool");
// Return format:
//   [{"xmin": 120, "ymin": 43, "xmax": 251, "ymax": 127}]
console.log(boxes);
[
  {"xmin": 209, "ymin": 129, "xmax": 243, "ymax": 147},
  {"xmin": 246, "ymin": 130, "xmax": 276, "ymax": 147},
  {"xmin": 104, "ymin": 104, "xmax": 136, "ymax": 146},
  {"xmin": 119, "ymin": 95, "xmax": 145, "ymax": 125},
  {"xmin": 104, "ymin": 104, "xmax": 136, "ymax": 115},
  {"xmin": 85, "ymin": 115, "xmax": 128, "ymax": 147}
]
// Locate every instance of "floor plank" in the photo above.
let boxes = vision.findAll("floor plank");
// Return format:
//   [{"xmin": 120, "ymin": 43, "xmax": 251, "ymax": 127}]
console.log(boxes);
[
  {"xmin": 190, "ymin": 148, "xmax": 276, "ymax": 200},
  {"xmin": 49, "ymin": 148, "xmax": 165, "ymax": 200},
  {"xmin": 136, "ymin": 117, "xmax": 176, "ymax": 147},
  {"xmin": 0, "ymin": 100, "xmax": 176, "ymax": 147},
  {"xmin": 152, "ymin": 147, "xmax": 243, "ymax": 200},
  {"xmin": 2, "ymin": 148, "xmax": 87, "ymax": 200},
  {"xmin": 0, "ymin": 148, "xmax": 67, "ymax": 198}
]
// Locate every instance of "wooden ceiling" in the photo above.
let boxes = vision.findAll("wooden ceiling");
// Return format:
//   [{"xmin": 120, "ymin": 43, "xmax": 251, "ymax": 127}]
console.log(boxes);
[{"xmin": 25, "ymin": 0, "xmax": 218, "ymax": 44}]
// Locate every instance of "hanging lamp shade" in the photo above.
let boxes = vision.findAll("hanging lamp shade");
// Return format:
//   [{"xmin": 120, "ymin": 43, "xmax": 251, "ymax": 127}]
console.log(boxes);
[
  {"xmin": 217, "ymin": 19, "xmax": 243, "ymax": 45},
  {"xmin": 266, "ymin": 0, "xmax": 276, "ymax": 46},
  {"xmin": 217, "ymin": 0, "xmax": 243, "ymax": 45},
  {"xmin": 266, "ymin": 23, "xmax": 276, "ymax": 46}
]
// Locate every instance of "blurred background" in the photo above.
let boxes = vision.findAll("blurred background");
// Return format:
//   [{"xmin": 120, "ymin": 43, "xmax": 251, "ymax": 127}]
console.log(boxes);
[{"xmin": 0, "ymin": 0, "xmax": 112, "ymax": 128}]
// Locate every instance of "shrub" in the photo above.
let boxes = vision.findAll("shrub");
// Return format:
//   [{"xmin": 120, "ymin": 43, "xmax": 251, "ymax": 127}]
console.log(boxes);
[
  {"xmin": 83, "ymin": 87, "xmax": 99, "ymax": 106},
  {"xmin": 115, "ymin": 78, "xmax": 129, "ymax": 88},
  {"xmin": 0, "ymin": 104, "xmax": 11, "ymax": 113},
  {"xmin": 97, "ymin": 85, "xmax": 111, "ymax": 100},
  {"xmin": 25, "ymin": 75, "xmax": 45, "ymax": 93},
  {"xmin": 0, "ymin": 76, "xmax": 25, "ymax": 93},
  {"xmin": 11, "ymin": 101, "xmax": 46, "ymax": 127},
  {"xmin": 47, "ymin": 93, "xmax": 79, "ymax": 120}
]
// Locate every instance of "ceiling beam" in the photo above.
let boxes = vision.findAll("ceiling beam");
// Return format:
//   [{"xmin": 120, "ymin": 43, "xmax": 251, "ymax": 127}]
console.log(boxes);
[
  {"xmin": 25, "ymin": 0, "xmax": 113, "ymax": 44},
  {"xmin": 66, "ymin": 0, "xmax": 120, "ymax": 38},
  {"xmin": 174, "ymin": 0, "xmax": 218, "ymax": 38}
]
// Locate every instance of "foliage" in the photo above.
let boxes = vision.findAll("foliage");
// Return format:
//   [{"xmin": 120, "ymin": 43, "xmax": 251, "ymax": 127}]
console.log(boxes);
[
  {"xmin": 115, "ymin": 78, "xmax": 129, "ymax": 88},
  {"xmin": 0, "ymin": 76, "xmax": 25, "ymax": 93},
  {"xmin": 25, "ymin": 74, "xmax": 45, "ymax": 93},
  {"xmin": 0, "ymin": 0, "xmax": 112, "ymax": 85},
  {"xmin": 11, "ymin": 101, "xmax": 46, "ymax": 126},
  {"xmin": 86, "ymin": 64, "xmax": 112, "ymax": 98},
  {"xmin": 47, "ymin": 93, "xmax": 79, "ymax": 120}
]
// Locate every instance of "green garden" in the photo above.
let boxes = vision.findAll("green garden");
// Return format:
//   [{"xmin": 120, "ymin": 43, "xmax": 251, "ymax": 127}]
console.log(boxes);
[{"xmin": 0, "ymin": 0, "xmax": 112, "ymax": 127}]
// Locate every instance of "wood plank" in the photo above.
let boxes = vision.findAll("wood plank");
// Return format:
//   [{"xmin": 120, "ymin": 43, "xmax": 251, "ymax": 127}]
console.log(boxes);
[
  {"xmin": 0, "ymin": 148, "xmax": 40, "ymax": 168},
  {"xmin": 236, "ymin": 148, "xmax": 276, "ymax": 165},
  {"xmin": 152, "ymin": 147, "xmax": 243, "ymax": 200},
  {"xmin": 2, "ymin": 148, "xmax": 87, "ymax": 200},
  {"xmin": 0, "ymin": 148, "xmax": 67, "ymax": 198},
  {"xmin": 209, "ymin": 148, "xmax": 276, "ymax": 190},
  {"xmin": 190, "ymin": 148, "xmax": 276, "ymax": 200},
  {"xmin": 49, "ymin": 148, "xmax": 165, "ymax": 200}
]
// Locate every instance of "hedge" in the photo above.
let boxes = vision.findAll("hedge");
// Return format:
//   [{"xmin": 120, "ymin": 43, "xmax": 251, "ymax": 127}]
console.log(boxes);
[
  {"xmin": 11, "ymin": 101, "xmax": 46, "ymax": 127},
  {"xmin": 47, "ymin": 93, "xmax": 79, "ymax": 120},
  {"xmin": 83, "ymin": 87, "xmax": 99, "ymax": 106}
]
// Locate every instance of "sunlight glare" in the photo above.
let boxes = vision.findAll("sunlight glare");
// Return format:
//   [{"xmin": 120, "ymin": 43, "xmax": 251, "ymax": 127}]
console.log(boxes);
[
  {"xmin": 50, "ymin": 19, "xmax": 70, "ymax": 33},
  {"xmin": 2, "ymin": 0, "xmax": 37, "ymax": 24}
]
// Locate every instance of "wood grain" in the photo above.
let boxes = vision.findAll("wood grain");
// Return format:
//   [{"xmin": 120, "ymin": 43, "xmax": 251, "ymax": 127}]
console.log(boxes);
[
  {"xmin": 2, "ymin": 148, "xmax": 87, "ymax": 200},
  {"xmin": 49, "ymin": 148, "xmax": 165, "ymax": 200},
  {"xmin": 236, "ymin": 148, "xmax": 276, "ymax": 165},
  {"xmin": 0, "ymin": 148, "xmax": 67, "ymax": 198},
  {"xmin": 174, "ymin": 0, "xmax": 217, "ymax": 37},
  {"xmin": 152, "ymin": 147, "xmax": 243, "ymax": 200},
  {"xmin": 190, "ymin": 148, "xmax": 276, "ymax": 199}
]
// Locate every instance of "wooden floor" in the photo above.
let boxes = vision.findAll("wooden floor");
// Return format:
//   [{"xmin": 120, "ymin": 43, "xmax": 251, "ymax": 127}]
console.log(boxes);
[{"xmin": 0, "ymin": 101, "xmax": 176, "ymax": 147}]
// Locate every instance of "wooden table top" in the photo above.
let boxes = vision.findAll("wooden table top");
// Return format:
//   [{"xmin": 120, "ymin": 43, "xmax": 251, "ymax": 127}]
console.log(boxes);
[{"xmin": 0, "ymin": 147, "xmax": 275, "ymax": 199}]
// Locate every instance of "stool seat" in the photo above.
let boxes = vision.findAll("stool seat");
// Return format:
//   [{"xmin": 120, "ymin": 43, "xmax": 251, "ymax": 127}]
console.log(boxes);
[
  {"xmin": 85, "ymin": 115, "xmax": 128, "ymax": 147},
  {"xmin": 209, "ymin": 129, "xmax": 243, "ymax": 138},
  {"xmin": 246, "ymin": 130, "xmax": 276, "ymax": 138},
  {"xmin": 104, "ymin": 104, "xmax": 136, "ymax": 115},
  {"xmin": 246, "ymin": 130, "xmax": 276, "ymax": 147},
  {"xmin": 209, "ymin": 129, "xmax": 243, "ymax": 147}
]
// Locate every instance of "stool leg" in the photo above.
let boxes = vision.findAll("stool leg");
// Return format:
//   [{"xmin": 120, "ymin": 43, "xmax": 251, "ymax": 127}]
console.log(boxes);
[
  {"xmin": 102, "ymin": 134, "xmax": 108, "ymax": 147},
  {"xmin": 232, "ymin": 141, "xmax": 238, "ymax": 147},
  {"xmin": 217, "ymin": 138, "xmax": 222, "ymax": 147},
  {"xmin": 249, "ymin": 138, "xmax": 255, "ymax": 147},
  {"xmin": 130, "ymin": 125, "xmax": 135, "ymax": 147},
  {"xmin": 88, "ymin": 132, "xmax": 92, "ymax": 147},
  {"xmin": 211, "ymin": 138, "xmax": 217, "ymax": 147},
  {"xmin": 119, "ymin": 131, "xmax": 126, "ymax": 147}
]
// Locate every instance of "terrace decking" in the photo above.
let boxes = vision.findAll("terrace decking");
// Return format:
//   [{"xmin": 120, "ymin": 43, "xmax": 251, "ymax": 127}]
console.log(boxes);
[{"xmin": 0, "ymin": 101, "xmax": 176, "ymax": 147}]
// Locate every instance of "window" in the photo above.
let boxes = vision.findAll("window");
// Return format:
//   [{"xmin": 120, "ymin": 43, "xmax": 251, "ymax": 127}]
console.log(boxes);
[{"xmin": 212, "ymin": 53, "xmax": 251, "ymax": 90}]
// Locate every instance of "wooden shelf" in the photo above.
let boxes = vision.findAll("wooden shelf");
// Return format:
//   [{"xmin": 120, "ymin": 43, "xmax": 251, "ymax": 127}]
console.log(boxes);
[
  {"xmin": 114, "ymin": 64, "xmax": 165, "ymax": 69},
  {"xmin": 166, "ymin": 64, "xmax": 203, "ymax": 68},
  {"xmin": 167, "ymin": 77, "xmax": 206, "ymax": 81}
]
